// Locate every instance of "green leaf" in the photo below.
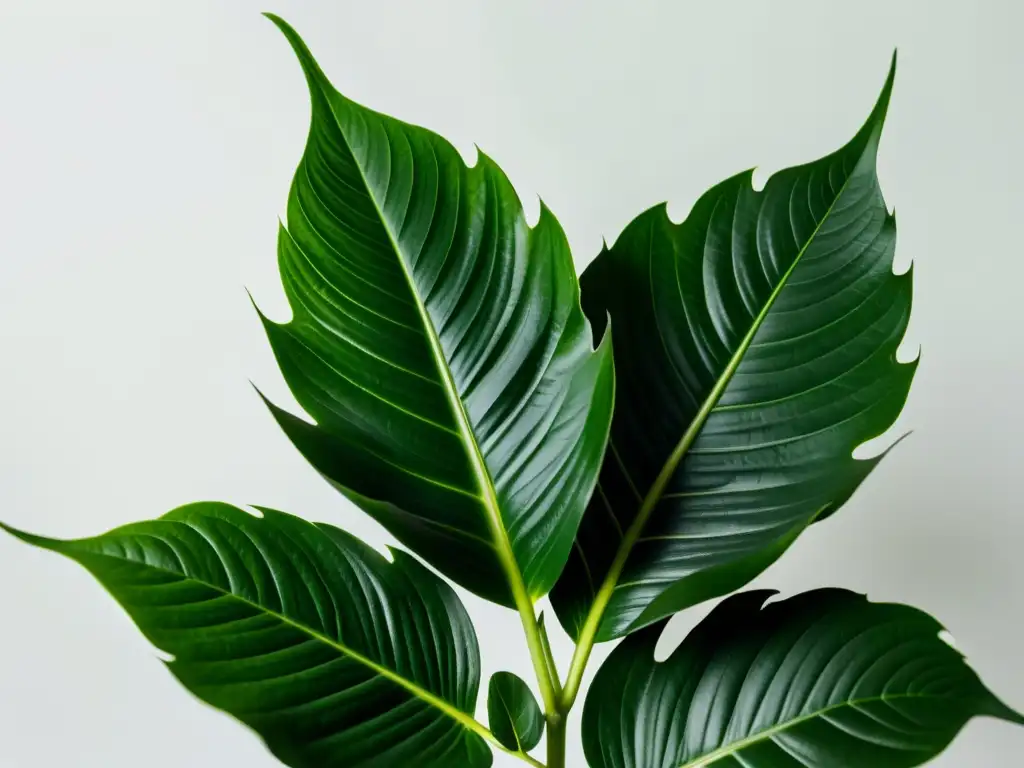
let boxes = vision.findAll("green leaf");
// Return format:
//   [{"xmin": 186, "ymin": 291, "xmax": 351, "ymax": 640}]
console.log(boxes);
[
  {"xmin": 2, "ymin": 503, "xmax": 493, "ymax": 768},
  {"xmin": 583, "ymin": 589, "xmax": 1023, "ymax": 768},
  {"xmin": 487, "ymin": 671, "xmax": 544, "ymax": 753},
  {"xmin": 552, "ymin": 55, "xmax": 915, "ymax": 642},
  {"xmin": 255, "ymin": 15, "xmax": 614, "ymax": 609}
]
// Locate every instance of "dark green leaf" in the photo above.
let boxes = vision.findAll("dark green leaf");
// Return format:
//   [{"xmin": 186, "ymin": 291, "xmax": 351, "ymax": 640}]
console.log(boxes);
[
  {"xmin": 2, "ymin": 503, "xmax": 493, "ymax": 768},
  {"xmin": 553, "ymin": 56, "xmax": 915, "ymax": 642},
  {"xmin": 583, "ymin": 589, "xmax": 1023, "ymax": 768},
  {"xmin": 487, "ymin": 671, "xmax": 544, "ymax": 753},
  {"xmin": 255, "ymin": 15, "xmax": 614, "ymax": 609}
]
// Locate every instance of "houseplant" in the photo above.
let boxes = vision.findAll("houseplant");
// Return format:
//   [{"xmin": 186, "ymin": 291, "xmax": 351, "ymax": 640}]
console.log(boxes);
[{"xmin": 3, "ymin": 14, "xmax": 1020, "ymax": 767}]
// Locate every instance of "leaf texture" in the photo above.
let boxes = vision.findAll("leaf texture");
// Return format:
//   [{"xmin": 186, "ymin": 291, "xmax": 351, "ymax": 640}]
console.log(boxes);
[
  {"xmin": 3, "ymin": 503, "xmax": 492, "ymax": 768},
  {"xmin": 553, "ymin": 55, "xmax": 915, "ymax": 642},
  {"xmin": 487, "ymin": 671, "xmax": 544, "ymax": 752},
  {"xmin": 256, "ymin": 16, "xmax": 614, "ymax": 609},
  {"xmin": 583, "ymin": 589, "xmax": 1023, "ymax": 768}
]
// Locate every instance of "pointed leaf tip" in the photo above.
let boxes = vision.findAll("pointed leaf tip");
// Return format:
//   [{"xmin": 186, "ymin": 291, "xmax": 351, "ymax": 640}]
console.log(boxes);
[
  {"xmin": 249, "ymin": 380, "xmax": 274, "ymax": 405},
  {"xmin": 864, "ymin": 50, "xmax": 898, "ymax": 134},
  {"xmin": 263, "ymin": 13, "xmax": 331, "ymax": 94},
  {"xmin": 837, "ymin": 51, "xmax": 899, "ymax": 163},
  {"xmin": 262, "ymin": 12, "xmax": 291, "ymax": 31},
  {"xmin": 0, "ymin": 521, "xmax": 62, "ymax": 551},
  {"xmin": 984, "ymin": 694, "xmax": 1024, "ymax": 726},
  {"xmin": 244, "ymin": 286, "xmax": 260, "ymax": 311},
  {"xmin": 881, "ymin": 48, "xmax": 898, "ymax": 108}
]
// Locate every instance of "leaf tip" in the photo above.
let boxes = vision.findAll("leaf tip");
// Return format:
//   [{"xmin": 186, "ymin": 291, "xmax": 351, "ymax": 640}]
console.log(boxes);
[
  {"xmin": 249, "ymin": 380, "xmax": 275, "ymax": 408},
  {"xmin": 262, "ymin": 11, "xmax": 295, "ymax": 37},
  {"xmin": 871, "ymin": 50, "xmax": 898, "ymax": 126},
  {"xmin": 264, "ymin": 13, "xmax": 331, "ymax": 95},
  {"xmin": 247, "ymin": 289, "xmax": 280, "ymax": 332},
  {"xmin": 535, "ymin": 196, "xmax": 556, "ymax": 225},
  {"xmin": 981, "ymin": 693, "xmax": 1024, "ymax": 726},
  {"xmin": 0, "ymin": 521, "xmax": 63, "ymax": 552},
  {"xmin": 844, "ymin": 51, "xmax": 898, "ymax": 161}
]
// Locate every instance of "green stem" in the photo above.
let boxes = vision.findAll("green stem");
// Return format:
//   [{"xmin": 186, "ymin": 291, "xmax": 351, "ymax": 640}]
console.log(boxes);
[
  {"xmin": 538, "ymin": 613, "xmax": 562, "ymax": 699},
  {"xmin": 546, "ymin": 713, "xmax": 566, "ymax": 768},
  {"xmin": 516, "ymin": 602, "xmax": 560, "ymax": 718}
]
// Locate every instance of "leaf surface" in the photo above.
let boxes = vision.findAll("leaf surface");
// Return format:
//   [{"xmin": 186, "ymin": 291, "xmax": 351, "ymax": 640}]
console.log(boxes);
[
  {"xmin": 487, "ymin": 671, "xmax": 544, "ymax": 752},
  {"xmin": 553, "ymin": 56, "xmax": 915, "ymax": 641},
  {"xmin": 3, "ymin": 503, "xmax": 492, "ymax": 768},
  {"xmin": 583, "ymin": 589, "xmax": 1023, "ymax": 768},
  {"xmin": 257, "ymin": 15, "xmax": 614, "ymax": 608}
]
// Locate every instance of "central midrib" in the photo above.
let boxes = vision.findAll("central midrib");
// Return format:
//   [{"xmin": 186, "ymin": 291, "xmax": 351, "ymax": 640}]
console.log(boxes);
[
  {"xmin": 679, "ymin": 691, "xmax": 944, "ymax": 767},
  {"xmin": 495, "ymin": 687, "xmax": 524, "ymax": 752}
]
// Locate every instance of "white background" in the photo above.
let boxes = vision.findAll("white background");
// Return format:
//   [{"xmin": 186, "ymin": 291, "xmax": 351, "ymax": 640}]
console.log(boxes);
[{"xmin": 1, "ymin": 1, "xmax": 1022, "ymax": 766}]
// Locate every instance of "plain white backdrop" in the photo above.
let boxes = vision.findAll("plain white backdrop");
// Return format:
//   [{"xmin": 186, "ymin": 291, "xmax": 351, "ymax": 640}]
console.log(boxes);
[{"xmin": 1, "ymin": 1, "xmax": 1022, "ymax": 766}]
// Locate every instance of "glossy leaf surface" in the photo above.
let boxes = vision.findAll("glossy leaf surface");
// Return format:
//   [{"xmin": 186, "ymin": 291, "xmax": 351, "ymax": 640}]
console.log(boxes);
[
  {"xmin": 487, "ymin": 671, "xmax": 544, "ymax": 752},
  {"xmin": 256, "ymin": 16, "xmax": 614, "ymax": 609},
  {"xmin": 3, "ymin": 503, "xmax": 492, "ymax": 768},
  {"xmin": 583, "ymin": 589, "xmax": 1022, "ymax": 768},
  {"xmin": 553, "ymin": 57, "xmax": 915, "ymax": 641}
]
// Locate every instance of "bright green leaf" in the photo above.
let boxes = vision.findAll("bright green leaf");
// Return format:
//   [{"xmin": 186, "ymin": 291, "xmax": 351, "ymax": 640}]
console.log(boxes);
[
  {"xmin": 553, "ymin": 55, "xmax": 915, "ymax": 642},
  {"xmin": 2, "ymin": 503, "xmax": 493, "ymax": 768},
  {"xmin": 583, "ymin": 589, "xmax": 1023, "ymax": 768},
  {"xmin": 255, "ymin": 15, "xmax": 614, "ymax": 610},
  {"xmin": 487, "ymin": 671, "xmax": 544, "ymax": 753}
]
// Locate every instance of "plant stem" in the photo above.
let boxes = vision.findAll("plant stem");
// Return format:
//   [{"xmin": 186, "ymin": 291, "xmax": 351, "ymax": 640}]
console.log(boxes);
[
  {"xmin": 515, "ymin": 610, "xmax": 562, "ymax": 767},
  {"xmin": 516, "ymin": 601, "xmax": 561, "ymax": 718},
  {"xmin": 538, "ymin": 613, "xmax": 562, "ymax": 699},
  {"xmin": 546, "ymin": 713, "xmax": 566, "ymax": 768}
]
